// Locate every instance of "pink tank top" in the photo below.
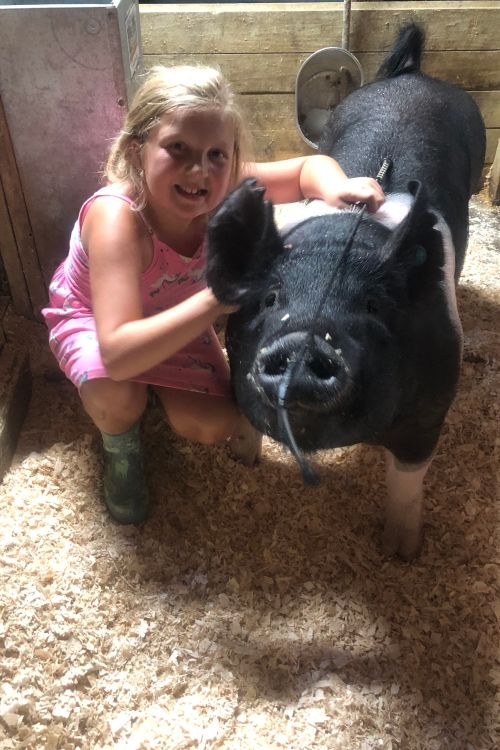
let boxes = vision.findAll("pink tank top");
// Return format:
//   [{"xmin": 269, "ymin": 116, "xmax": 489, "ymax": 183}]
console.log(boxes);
[
  {"xmin": 62, "ymin": 187, "xmax": 208, "ymax": 316},
  {"xmin": 42, "ymin": 187, "xmax": 231, "ymax": 397}
]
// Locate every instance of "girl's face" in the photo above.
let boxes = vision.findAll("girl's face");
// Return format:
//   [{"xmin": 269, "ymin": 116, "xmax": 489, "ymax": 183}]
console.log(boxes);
[{"xmin": 139, "ymin": 108, "xmax": 236, "ymax": 224}]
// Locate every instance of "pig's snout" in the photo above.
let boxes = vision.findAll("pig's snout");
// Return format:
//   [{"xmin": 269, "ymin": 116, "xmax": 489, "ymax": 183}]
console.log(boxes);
[{"xmin": 255, "ymin": 332, "xmax": 351, "ymax": 412}]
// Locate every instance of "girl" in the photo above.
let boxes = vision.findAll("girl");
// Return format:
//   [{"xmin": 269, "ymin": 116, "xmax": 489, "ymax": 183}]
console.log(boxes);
[{"xmin": 42, "ymin": 65, "xmax": 384, "ymax": 525}]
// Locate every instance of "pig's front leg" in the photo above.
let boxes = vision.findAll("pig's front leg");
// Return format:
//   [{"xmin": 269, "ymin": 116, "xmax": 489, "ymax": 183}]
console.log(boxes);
[
  {"xmin": 228, "ymin": 415, "xmax": 262, "ymax": 467},
  {"xmin": 383, "ymin": 451, "xmax": 431, "ymax": 559}
]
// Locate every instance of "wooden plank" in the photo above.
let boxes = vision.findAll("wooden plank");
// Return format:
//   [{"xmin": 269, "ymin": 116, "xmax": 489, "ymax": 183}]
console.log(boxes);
[
  {"xmin": 0, "ymin": 344, "xmax": 31, "ymax": 481},
  {"xmin": 0, "ymin": 96, "xmax": 47, "ymax": 319},
  {"xmin": 248, "ymin": 127, "xmax": 500, "ymax": 165},
  {"xmin": 486, "ymin": 129, "xmax": 500, "ymax": 165},
  {"xmin": 144, "ymin": 50, "xmax": 500, "ymax": 93},
  {"xmin": 239, "ymin": 93, "xmax": 499, "ymax": 163},
  {"xmin": 0, "ymin": 178, "xmax": 32, "ymax": 319},
  {"xmin": 140, "ymin": 3, "xmax": 500, "ymax": 166},
  {"xmin": 0, "ymin": 296, "xmax": 10, "ymax": 349},
  {"xmin": 140, "ymin": 4, "xmax": 500, "ymax": 54},
  {"xmin": 417, "ymin": 51, "xmax": 500, "ymax": 92},
  {"xmin": 470, "ymin": 91, "xmax": 500, "ymax": 128},
  {"xmin": 239, "ymin": 94, "xmax": 310, "ymax": 162},
  {"xmin": 144, "ymin": 56, "xmax": 500, "ymax": 128},
  {"xmin": 488, "ymin": 137, "xmax": 500, "ymax": 204},
  {"xmin": 349, "ymin": 3, "xmax": 500, "ymax": 52}
]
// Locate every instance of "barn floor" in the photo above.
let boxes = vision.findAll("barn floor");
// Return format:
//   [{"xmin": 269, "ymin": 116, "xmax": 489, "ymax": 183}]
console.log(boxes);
[{"xmin": 0, "ymin": 192, "xmax": 498, "ymax": 750}]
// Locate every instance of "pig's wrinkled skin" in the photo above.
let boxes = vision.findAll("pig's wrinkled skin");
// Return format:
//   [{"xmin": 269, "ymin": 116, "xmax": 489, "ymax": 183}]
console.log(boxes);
[{"xmin": 206, "ymin": 24, "xmax": 486, "ymax": 559}]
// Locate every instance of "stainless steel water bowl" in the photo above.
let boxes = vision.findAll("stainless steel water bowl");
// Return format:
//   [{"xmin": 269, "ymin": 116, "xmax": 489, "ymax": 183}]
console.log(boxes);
[{"xmin": 295, "ymin": 47, "xmax": 364, "ymax": 149}]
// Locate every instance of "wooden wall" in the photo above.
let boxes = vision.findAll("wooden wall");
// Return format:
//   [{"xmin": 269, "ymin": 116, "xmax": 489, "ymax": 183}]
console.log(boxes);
[{"xmin": 139, "ymin": 1, "xmax": 500, "ymax": 163}]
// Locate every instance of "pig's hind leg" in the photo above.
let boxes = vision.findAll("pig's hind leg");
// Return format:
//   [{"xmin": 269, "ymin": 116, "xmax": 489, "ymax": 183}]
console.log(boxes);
[{"xmin": 383, "ymin": 451, "xmax": 431, "ymax": 560}]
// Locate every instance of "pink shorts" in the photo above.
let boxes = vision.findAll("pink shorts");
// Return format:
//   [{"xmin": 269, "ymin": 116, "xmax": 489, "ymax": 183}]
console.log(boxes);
[
  {"xmin": 47, "ymin": 317, "xmax": 231, "ymax": 397},
  {"xmin": 44, "ymin": 272, "xmax": 232, "ymax": 398}
]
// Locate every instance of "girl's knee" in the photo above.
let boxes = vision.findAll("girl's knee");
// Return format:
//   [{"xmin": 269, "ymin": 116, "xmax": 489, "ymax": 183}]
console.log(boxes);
[
  {"xmin": 80, "ymin": 379, "xmax": 147, "ymax": 432},
  {"xmin": 159, "ymin": 390, "xmax": 239, "ymax": 445},
  {"xmin": 198, "ymin": 410, "xmax": 238, "ymax": 444},
  {"xmin": 170, "ymin": 409, "xmax": 236, "ymax": 445}
]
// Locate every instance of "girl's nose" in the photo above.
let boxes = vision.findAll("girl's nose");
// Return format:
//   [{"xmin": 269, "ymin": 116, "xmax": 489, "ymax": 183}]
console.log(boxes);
[{"xmin": 189, "ymin": 153, "xmax": 209, "ymax": 176}]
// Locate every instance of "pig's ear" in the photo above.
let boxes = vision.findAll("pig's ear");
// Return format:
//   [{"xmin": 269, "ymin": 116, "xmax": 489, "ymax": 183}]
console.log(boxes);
[
  {"xmin": 206, "ymin": 178, "xmax": 286, "ymax": 305},
  {"xmin": 382, "ymin": 180, "xmax": 444, "ymax": 276}
]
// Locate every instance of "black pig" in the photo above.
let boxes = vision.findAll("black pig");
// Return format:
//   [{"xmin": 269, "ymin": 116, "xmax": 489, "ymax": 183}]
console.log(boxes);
[{"xmin": 206, "ymin": 23, "xmax": 486, "ymax": 559}]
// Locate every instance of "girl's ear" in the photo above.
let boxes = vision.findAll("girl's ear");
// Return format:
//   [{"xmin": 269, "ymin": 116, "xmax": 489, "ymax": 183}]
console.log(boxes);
[{"xmin": 128, "ymin": 138, "xmax": 143, "ymax": 170}]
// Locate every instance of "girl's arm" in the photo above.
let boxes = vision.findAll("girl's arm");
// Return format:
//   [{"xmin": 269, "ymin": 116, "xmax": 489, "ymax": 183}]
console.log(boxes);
[
  {"xmin": 83, "ymin": 198, "xmax": 234, "ymax": 382},
  {"xmin": 244, "ymin": 154, "xmax": 385, "ymax": 212}
]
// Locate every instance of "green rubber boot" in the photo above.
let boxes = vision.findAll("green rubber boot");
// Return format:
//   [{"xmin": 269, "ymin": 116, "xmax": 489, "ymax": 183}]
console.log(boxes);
[{"xmin": 101, "ymin": 422, "xmax": 150, "ymax": 524}]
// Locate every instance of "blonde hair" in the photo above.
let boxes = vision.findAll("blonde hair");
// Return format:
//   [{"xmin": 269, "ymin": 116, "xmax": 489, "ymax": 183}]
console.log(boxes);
[{"xmin": 104, "ymin": 65, "xmax": 249, "ymax": 209}]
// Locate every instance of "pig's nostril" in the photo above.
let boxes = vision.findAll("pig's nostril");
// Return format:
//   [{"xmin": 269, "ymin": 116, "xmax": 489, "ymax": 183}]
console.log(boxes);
[
  {"xmin": 259, "ymin": 350, "xmax": 339, "ymax": 381},
  {"xmin": 254, "ymin": 334, "xmax": 351, "ymax": 413},
  {"xmin": 308, "ymin": 355, "xmax": 339, "ymax": 380},
  {"xmin": 259, "ymin": 350, "xmax": 290, "ymax": 377}
]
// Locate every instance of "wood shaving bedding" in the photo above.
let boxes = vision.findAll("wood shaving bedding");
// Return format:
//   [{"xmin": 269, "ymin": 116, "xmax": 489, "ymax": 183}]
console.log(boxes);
[{"xmin": 0, "ymin": 193, "xmax": 498, "ymax": 750}]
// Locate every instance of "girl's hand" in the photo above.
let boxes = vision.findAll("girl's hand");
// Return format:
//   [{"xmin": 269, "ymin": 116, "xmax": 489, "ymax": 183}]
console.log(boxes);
[
  {"xmin": 297, "ymin": 155, "xmax": 385, "ymax": 212},
  {"xmin": 244, "ymin": 155, "xmax": 385, "ymax": 213},
  {"xmin": 322, "ymin": 176, "xmax": 385, "ymax": 213}
]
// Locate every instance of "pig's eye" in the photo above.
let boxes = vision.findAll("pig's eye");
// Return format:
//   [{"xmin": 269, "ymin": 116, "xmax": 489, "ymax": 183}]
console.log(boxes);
[
  {"xmin": 263, "ymin": 290, "xmax": 278, "ymax": 308},
  {"xmin": 366, "ymin": 298, "xmax": 379, "ymax": 315},
  {"xmin": 414, "ymin": 244, "xmax": 427, "ymax": 266}
]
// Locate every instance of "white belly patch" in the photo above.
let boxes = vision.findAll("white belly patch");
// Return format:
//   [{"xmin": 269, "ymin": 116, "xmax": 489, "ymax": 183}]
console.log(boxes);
[{"xmin": 277, "ymin": 194, "xmax": 413, "ymax": 235}]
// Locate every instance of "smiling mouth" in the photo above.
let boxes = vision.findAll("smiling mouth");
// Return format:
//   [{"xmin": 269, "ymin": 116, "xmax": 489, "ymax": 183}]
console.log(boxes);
[{"xmin": 175, "ymin": 185, "xmax": 208, "ymax": 198}]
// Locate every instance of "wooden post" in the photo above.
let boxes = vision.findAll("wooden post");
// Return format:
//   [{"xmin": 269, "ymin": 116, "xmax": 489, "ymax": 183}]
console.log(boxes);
[
  {"xmin": 0, "ymin": 96, "xmax": 47, "ymax": 319},
  {"xmin": 489, "ymin": 137, "xmax": 500, "ymax": 205},
  {"xmin": 0, "ymin": 343, "xmax": 31, "ymax": 481}
]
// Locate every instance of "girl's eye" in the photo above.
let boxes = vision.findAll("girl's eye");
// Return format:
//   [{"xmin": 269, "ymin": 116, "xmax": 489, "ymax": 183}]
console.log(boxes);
[
  {"xmin": 209, "ymin": 148, "xmax": 228, "ymax": 163},
  {"xmin": 166, "ymin": 142, "xmax": 186, "ymax": 156}
]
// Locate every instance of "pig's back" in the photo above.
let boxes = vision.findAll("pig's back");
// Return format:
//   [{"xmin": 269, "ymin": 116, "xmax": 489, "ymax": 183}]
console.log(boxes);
[
  {"xmin": 320, "ymin": 73, "xmax": 485, "ymax": 198},
  {"xmin": 319, "ymin": 72, "xmax": 485, "ymax": 269}
]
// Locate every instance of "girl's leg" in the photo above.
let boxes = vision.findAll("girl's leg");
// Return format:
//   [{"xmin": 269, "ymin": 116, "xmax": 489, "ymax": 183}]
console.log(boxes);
[
  {"xmin": 80, "ymin": 379, "xmax": 149, "ymax": 523},
  {"xmin": 154, "ymin": 387, "xmax": 239, "ymax": 444},
  {"xmin": 154, "ymin": 387, "xmax": 262, "ymax": 465},
  {"xmin": 80, "ymin": 378, "xmax": 148, "ymax": 434}
]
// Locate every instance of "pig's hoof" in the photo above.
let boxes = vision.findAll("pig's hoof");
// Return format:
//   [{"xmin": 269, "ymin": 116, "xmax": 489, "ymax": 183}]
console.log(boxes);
[
  {"xmin": 382, "ymin": 522, "xmax": 423, "ymax": 560},
  {"xmin": 228, "ymin": 420, "xmax": 263, "ymax": 467}
]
